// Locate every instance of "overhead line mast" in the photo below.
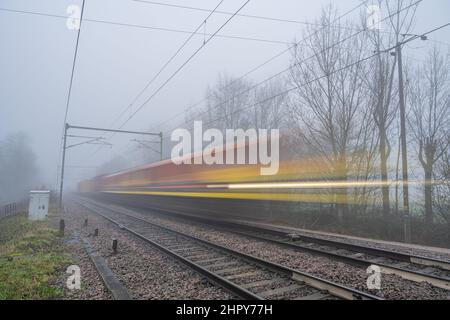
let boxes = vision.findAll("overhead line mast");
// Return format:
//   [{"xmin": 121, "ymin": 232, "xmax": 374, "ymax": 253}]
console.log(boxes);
[{"xmin": 59, "ymin": 124, "xmax": 163, "ymax": 207}]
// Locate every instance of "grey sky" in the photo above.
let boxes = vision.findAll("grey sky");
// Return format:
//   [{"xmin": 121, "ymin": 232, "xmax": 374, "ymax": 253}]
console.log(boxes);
[{"xmin": 1, "ymin": 0, "xmax": 449, "ymax": 190}]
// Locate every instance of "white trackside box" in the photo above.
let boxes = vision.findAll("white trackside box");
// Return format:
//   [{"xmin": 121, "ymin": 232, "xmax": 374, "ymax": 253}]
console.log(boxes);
[{"xmin": 28, "ymin": 191, "xmax": 50, "ymax": 220}]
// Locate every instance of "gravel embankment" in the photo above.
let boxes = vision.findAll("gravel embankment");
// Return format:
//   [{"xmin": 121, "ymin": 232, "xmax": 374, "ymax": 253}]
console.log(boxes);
[
  {"xmin": 56, "ymin": 229, "xmax": 112, "ymax": 299},
  {"xmin": 245, "ymin": 222, "xmax": 450, "ymax": 262},
  {"xmin": 60, "ymin": 202, "xmax": 233, "ymax": 300},
  {"xmin": 102, "ymin": 203, "xmax": 450, "ymax": 300}
]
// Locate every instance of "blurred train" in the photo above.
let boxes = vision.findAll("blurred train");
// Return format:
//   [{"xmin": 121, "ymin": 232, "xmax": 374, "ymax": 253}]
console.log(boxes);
[{"xmin": 78, "ymin": 136, "xmax": 355, "ymax": 223}]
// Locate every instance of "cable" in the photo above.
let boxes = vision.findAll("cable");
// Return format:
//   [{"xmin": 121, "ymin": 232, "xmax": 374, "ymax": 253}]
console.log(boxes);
[
  {"xmin": 110, "ymin": 0, "xmax": 378, "ymax": 159},
  {"xmin": 133, "ymin": 0, "xmax": 332, "ymax": 26},
  {"xmin": 63, "ymin": 0, "xmax": 86, "ymax": 125},
  {"xmin": 195, "ymin": 22, "xmax": 450, "ymax": 131},
  {"xmin": 132, "ymin": 0, "xmax": 363, "ymax": 29},
  {"xmin": 0, "ymin": 7, "xmax": 295, "ymax": 46},
  {"xmin": 87, "ymin": 0, "xmax": 251, "ymax": 160},
  {"xmin": 0, "ymin": 2, "xmax": 348, "ymax": 29},
  {"xmin": 88, "ymin": 0, "xmax": 369, "ymax": 161},
  {"xmin": 158, "ymin": 0, "xmax": 423, "ymax": 137},
  {"xmin": 108, "ymin": 18, "xmax": 440, "ymax": 163},
  {"xmin": 64, "ymin": 1, "xmax": 428, "ymax": 165},
  {"xmin": 117, "ymin": 0, "xmax": 252, "ymax": 130},
  {"xmin": 154, "ymin": 0, "xmax": 372, "ymax": 131},
  {"xmin": 108, "ymin": 0, "xmax": 226, "ymax": 129},
  {"xmin": 87, "ymin": 18, "xmax": 291, "ymax": 45},
  {"xmin": 56, "ymin": 0, "xmax": 86, "ymax": 189},
  {"xmin": 89, "ymin": 0, "xmax": 228, "ymax": 158},
  {"xmin": 2, "ymin": 5, "xmax": 446, "ymax": 49}
]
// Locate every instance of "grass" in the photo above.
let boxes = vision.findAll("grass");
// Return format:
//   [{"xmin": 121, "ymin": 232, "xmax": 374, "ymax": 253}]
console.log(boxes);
[{"xmin": 0, "ymin": 214, "xmax": 72, "ymax": 300}]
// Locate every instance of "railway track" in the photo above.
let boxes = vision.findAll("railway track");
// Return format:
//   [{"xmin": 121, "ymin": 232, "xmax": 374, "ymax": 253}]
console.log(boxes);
[
  {"xmin": 81, "ymin": 197, "xmax": 450, "ymax": 291},
  {"xmin": 75, "ymin": 199, "xmax": 380, "ymax": 300}
]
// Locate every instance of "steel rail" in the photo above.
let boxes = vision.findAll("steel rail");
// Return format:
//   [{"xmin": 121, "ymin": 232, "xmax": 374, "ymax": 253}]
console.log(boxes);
[
  {"xmin": 76, "ymin": 201, "xmax": 261, "ymax": 300},
  {"xmin": 76, "ymin": 198, "xmax": 381, "ymax": 300},
  {"xmin": 82, "ymin": 197, "xmax": 450, "ymax": 291},
  {"xmin": 115, "ymin": 199, "xmax": 450, "ymax": 270}
]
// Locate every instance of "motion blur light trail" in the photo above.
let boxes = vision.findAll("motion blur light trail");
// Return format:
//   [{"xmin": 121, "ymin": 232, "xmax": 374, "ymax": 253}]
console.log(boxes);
[
  {"xmin": 79, "ymin": 140, "xmax": 449, "ymax": 207},
  {"xmin": 215, "ymin": 180, "xmax": 427, "ymax": 189},
  {"xmin": 96, "ymin": 179, "xmax": 439, "ymax": 204},
  {"xmin": 102, "ymin": 190, "xmax": 351, "ymax": 203}
]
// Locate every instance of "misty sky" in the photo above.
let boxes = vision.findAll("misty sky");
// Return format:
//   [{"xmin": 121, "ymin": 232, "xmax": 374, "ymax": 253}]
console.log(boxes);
[{"xmin": 1, "ymin": 0, "xmax": 449, "ymax": 191}]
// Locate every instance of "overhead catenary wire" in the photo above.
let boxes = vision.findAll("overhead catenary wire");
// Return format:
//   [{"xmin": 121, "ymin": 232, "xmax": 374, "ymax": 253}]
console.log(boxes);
[
  {"xmin": 194, "ymin": 22, "xmax": 450, "ymax": 132},
  {"xmin": 20, "ymin": 0, "xmax": 436, "ymax": 172},
  {"xmin": 66, "ymin": 134, "xmax": 105, "ymax": 139},
  {"xmin": 108, "ymin": 0, "xmax": 227, "ymax": 129},
  {"xmin": 82, "ymin": 0, "xmax": 424, "ymax": 167},
  {"xmin": 89, "ymin": 0, "xmax": 231, "ymax": 158},
  {"xmin": 88, "ymin": 0, "xmax": 370, "ymax": 161},
  {"xmin": 157, "ymin": 0, "xmax": 424, "ymax": 138},
  {"xmin": 56, "ymin": 0, "xmax": 86, "ymax": 189},
  {"xmin": 0, "ymin": 7, "xmax": 293, "ymax": 46},
  {"xmin": 90, "ymin": 0, "xmax": 227, "ymax": 159},
  {"xmin": 3, "ymin": 4, "xmax": 444, "ymax": 48},
  {"xmin": 4, "ymin": 2, "xmax": 444, "ymax": 51},
  {"xmin": 85, "ymin": 0, "xmax": 251, "ymax": 161},
  {"xmin": 0, "ymin": 6, "xmax": 418, "ymax": 48},
  {"xmin": 63, "ymin": 0, "xmax": 86, "ymax": 125},
  {"xmin": 98, "ymin": 20, "xmax": 445, "ymax": 167},
  {"xmin": 117, "ymin": 0, "xmax": 423, "ymax": 159},
  {"xmin": 116, "ymin": 0, "xmax": 252, "ymax": 131},
  {"xmin": 0, "ymin": 1, "xmax": 439, "ymax": 137},
  {"xmin": 153, "ymin": 0, "xmax": 372, "ymax": 131},
  {"xmin": 1, "ymin": 2, "xmax": 446, "ymax": 52},
  {"xmin": 132, "ymin": 0, "xmax": 368, "ymax": 28}
]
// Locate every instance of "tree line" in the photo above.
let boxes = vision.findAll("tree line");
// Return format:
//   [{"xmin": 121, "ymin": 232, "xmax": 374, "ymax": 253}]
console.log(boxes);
[
  {"xmin": 112, "ymin": 1, "xmax": 450, "ymax": 243},
  {"xmin": 174, "ymin": 1, "xmax": 450, "ymax": 235}
]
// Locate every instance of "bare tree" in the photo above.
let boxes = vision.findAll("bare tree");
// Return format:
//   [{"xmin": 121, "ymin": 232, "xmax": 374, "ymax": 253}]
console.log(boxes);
[
  {"xmin": 289, "ymin": 6, "xmax": 372, "ymax": 221},
  {"xmin": 434, "ymin": 149, "xmax": 450, "ymax": 240},
  {"xmin": 253, "ymin": 80, "xmax": 288, "ymax": 129},
  {"xmin": 408, "ymin": 47, "xmax": 450, "ymax": 224},
  {"xmin": 204, "ymin": 74, "xmax": 254, "ymax": 130},
  {"xmin": 364, "ymin": 34, "xmax": 398, "ymax": 217},
  {"xmin": 360, "ymin": 0, "xmax": 419, "ymax": 218}
]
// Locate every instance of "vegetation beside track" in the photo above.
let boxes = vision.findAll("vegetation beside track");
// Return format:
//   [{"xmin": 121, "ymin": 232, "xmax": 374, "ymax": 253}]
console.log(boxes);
[{"xmin": 0, "ymin": 213, "xmax": 71, "ymax": 299}]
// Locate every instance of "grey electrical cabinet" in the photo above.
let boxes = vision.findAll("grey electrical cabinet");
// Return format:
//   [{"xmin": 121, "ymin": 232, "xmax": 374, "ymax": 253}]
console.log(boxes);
[{"xmin": 28, "ymin": 191, "xmax": 50, "ymax": 220}]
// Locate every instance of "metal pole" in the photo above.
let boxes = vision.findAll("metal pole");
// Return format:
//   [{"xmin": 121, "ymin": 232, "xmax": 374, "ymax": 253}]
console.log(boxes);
[
  {"xmin": 59, "ymin": 123, "xmax": 69, "ymax": 208},
  {"xmin": 396, "ymin": 44, "xmax": 411, "ymax": 243},
  {"xmin": 58, "ymin": 123, "xmax": 161, "ymax": 202},
  {"xmin": 160, "ymin": 132, "xmax": 163, "ymax": 161}
]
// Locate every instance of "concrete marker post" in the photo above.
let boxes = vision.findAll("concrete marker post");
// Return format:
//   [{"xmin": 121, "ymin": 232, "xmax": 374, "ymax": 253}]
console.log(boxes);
[
  {"xmin": 112, "ymin": 238, "xmax": 118, "ymax": 254},
  {"xmin": 59, "ymin": 219, "xmax": 65, "ymax": 236}
]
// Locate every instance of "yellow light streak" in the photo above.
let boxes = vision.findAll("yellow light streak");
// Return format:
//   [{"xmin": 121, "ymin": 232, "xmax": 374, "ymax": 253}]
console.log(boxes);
[
  {"xmin": 209, "ymin": 180, "xmax": 425, "ymax": 190},
  {"xmin": 102, "ymin": 190, "xmax": 351, "ymax": 203}
]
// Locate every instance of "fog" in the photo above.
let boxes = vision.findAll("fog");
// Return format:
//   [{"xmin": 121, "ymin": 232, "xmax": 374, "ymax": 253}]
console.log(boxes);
[{"xmin": 0, "ymin": 0, "xmax": 449, "ymax": 194}]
